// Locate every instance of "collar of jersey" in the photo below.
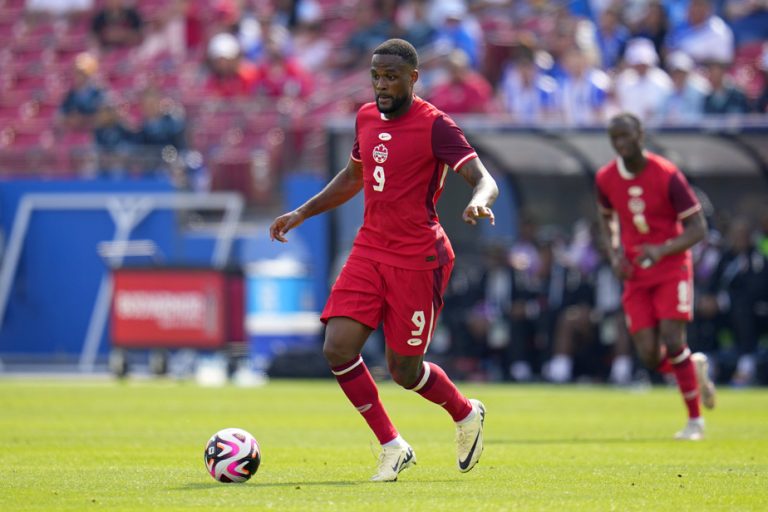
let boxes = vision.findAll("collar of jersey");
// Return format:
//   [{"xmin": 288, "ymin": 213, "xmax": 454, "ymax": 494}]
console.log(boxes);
[{"xmin": 617, "ymin": 150, "xmax": 649, "ymax": 180}]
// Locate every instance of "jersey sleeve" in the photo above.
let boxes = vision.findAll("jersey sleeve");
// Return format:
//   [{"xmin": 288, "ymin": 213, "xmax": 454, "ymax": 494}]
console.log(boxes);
[
  {"xmin": 668, "ymin": 170, "xmax": 701, "ymax": 219},
  {"xmin": 432, "ymin": 115, "xmax": 477, "ymax": 171},
  {"xmin": 594, "ymin": 172, "xmax": 613, "ymax": 212},
  {"xmin": 350, "ymin": 116, "xmax": 361, "ymax": 162}
]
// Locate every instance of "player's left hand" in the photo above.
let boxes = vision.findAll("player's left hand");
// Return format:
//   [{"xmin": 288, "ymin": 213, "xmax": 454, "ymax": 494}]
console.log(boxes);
[
  {"xmin": 635, "ymin": 244, "xmax": 664, "ymax": 268},
  {"xmin": 462, "ymin": 205, "xmax": 495, "ymax": 226}
]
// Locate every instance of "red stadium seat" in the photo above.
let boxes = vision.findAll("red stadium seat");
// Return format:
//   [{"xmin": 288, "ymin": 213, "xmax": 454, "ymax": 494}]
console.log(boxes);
[
  {"xmin": 209, "ymin": 148, "xmax": 259, "ymax": 202},
  {"xmin": 57, "ymin": 130, "xmax": 92, "ymax": 148}
]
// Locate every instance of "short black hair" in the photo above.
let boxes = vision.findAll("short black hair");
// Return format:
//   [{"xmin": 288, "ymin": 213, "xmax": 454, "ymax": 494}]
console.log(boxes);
[
  {"xmin": 609, "ymin": 112, "xmax": 642, "ymax": 130},
  {"xmin": 373, "ymin": 39, "xmax": 418, "ymax": 68}
]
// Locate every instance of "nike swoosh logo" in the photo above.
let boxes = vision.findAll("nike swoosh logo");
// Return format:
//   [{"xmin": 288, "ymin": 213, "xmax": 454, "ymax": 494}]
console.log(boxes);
[
  {"xmin": 356, "ymin": 404, "xmax": 372, "ymax": 413},
  {"xmin": 458, "ymin": 407, "xmax": 485, "ymax": 471},
  {"xmin": 393, "ymin": 449, "xmax": 414, "ymax": 473}
]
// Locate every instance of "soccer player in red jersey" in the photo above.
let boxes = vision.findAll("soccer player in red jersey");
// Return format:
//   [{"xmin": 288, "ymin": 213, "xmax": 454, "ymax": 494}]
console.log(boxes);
[
  {"xmin": 269, "ymin": 39, "xmax": 498, "ymax": 481},
  {"xmin": 596, "ymin": 113, "xmax": 717, "ymax": 440}
]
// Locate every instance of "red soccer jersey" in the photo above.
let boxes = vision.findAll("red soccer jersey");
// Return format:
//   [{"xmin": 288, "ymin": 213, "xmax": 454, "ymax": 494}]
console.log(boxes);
[
  {"xmin": 595, "ymin": 151, "xmax": 701, "ymax": 283},
  {"xmin": 349, "ymin": 96, "xmax": 478, "ymax": 270}
]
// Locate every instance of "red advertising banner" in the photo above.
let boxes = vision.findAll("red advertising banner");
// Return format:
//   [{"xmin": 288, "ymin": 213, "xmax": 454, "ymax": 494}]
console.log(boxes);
[{"xmin": 111, "ymin": 269, "xmax": 227, "ymax": 349}]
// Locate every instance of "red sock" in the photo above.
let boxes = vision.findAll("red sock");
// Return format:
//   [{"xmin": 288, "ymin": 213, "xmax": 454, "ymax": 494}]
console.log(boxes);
[
  {"xmin": 407, "ymin": 362, "xmax": 472, "ymax": 422},
  {"xmin": 331, "ymin": 355, "xmax": 398, "ymax": 444},
  {"xmin": 656, "ymin": 345, "xmax": 674, "ymax": 374},
  {"xmin": 669, "ymin": 347, "xmax": 701, "ymax": 419},
  {"xmin": 657, "ymin": 359, "xmax": 674, "ymax": 374}
]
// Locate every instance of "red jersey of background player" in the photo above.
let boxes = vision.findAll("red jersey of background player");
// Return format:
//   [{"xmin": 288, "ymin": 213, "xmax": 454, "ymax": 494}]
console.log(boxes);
[
  {"xmin": 350, "ymin": 95, "xmax": 478, "ymax": 270},
  {"xmin": 595, "ymin": 151, "xmax": 701, "ymax": 283}
]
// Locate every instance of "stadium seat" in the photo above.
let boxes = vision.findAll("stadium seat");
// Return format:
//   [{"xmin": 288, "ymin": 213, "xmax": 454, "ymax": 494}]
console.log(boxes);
[{"xmin": 208, "ymin": 147, "xmax": 274, "ymax": 204}]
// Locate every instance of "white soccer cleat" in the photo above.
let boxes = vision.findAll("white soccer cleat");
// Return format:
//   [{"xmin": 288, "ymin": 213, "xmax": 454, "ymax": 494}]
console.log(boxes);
[
  {"xmin": 370, "ymin": 443, "xmax": 416, "ymax": 482},
  {"xmin": 674, "ymin": 418, "xmax": 705, "ymax": 441},
  {"xmin": 456, "ymin": 399, "xmax": 485, "ymax": 473},
  {"xmin": 692, "ymin": 352, "xmax": 716, "ymax": 409}
]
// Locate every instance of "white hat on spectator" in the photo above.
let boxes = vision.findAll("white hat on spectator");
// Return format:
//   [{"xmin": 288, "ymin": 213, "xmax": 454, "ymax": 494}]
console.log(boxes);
[
  {"xmin": 625, "ymin": 38, "xmax": 658, "ymax": 66},
  {"xmin": 667, "ymin": 51, "xmax": 694, "ymax": 72},
  {"xmin": 430, "ymin": 0, "xmax": 467, "ymax": 24},
  {"xmin": 208, "ymin": 33, "xmax": 241, "ymax": 60}
]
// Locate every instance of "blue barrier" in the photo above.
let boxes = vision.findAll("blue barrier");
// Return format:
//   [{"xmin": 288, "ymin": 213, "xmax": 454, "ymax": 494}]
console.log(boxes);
[{"xmin": 0, "ymin": 179, "xmax": 176, "ymax": 361}]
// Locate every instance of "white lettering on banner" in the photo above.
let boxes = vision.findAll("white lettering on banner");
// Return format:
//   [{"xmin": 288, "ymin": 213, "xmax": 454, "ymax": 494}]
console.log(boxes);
[{"xmin": 115, "ymin": 291, "xmax": 212, "ymax": 330}]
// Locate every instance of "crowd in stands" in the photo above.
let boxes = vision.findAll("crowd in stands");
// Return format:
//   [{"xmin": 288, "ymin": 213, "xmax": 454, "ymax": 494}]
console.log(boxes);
[
  {"xmin": 438, "ymin": 211, "xmax": 768, "ymax": 386},
  {"xmin": 1, "ymin": 0, "xmax": 767, "ymax": 182},
  {"xmin": 1, "ymin": 0, "xmax": 767, "ymax": 383}
]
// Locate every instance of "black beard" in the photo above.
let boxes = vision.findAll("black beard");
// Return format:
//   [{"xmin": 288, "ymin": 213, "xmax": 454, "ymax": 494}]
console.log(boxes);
[{"xmin": 376, "ymin": 94, "xmax": 407, "ymax": 114}]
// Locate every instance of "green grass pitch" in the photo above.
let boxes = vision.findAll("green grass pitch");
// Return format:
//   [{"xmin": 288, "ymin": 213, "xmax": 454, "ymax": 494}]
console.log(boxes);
[{"xmin": 1, "ymin": 378, "xmax": 766, "ymax": 511}]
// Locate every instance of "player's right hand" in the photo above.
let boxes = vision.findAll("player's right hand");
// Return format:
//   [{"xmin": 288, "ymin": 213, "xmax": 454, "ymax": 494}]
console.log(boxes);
[{"xmin": 269, "ymin": 211, "xmax": 304, "ymax": 243}]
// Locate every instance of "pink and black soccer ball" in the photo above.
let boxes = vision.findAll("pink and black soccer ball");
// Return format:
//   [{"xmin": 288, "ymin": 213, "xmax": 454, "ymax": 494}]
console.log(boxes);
[{"xmin": 204, "ymin": 428, "xmax": 261, "ymax": 483}]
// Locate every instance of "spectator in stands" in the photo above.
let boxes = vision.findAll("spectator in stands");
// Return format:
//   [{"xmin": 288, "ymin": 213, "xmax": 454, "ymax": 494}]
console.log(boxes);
[
  {"xmin": 133, "ymin": 87, "xmax": 186, "ymax": 176},
  {"xmin": 293, "ymin": 21, "xmax": 332, "ymax": 74},
  {"xmin": 655, "ymin": 51, "xmax": 709, "ymax": 124},
  {"xmin": 204, "ymin": 32, "xmax": 259, "ymax": 98},
  {"xmin": 556, "ymin": 46, "xmax": 611, "ymax": 125},
  {"xmin": 238, "ymin": 1, "xmax": 293, "ymax": 63},
  {"xmin": 498, "ymin": 52, "xmax": 559, "ymax": 123},
  {"xmin": 427, "ymin": 49, "xmax": 495, "ymax": 114},
  {"xmin": 270, "ymin": 0, "xmax": 322, "ymax": 30},
  {"xmin": 539, "ymin": 5, "xmax": 583, "ymax": 81},
  {"xmin": 508, "ymin": 235, "xmax": 575, "ymax": 382},
  {"xmin": 614, "ymin": 38, "xmax": 673, "ymax": 122},
  {"xmin": 432, "ymin": 3, "xmax": 482, "ymax": 70},
  {"xmin": 703, "ymin": 60, "xmax": 750, "ymax": 114},
  {"xmin": 91, "ymin": 0, "xmax": 144, "ymax": 49},
  {"xmin": 135, "ymin": 0, "xmax": 187, "ymax": 63},
  {"xmin": 464, "ymin": 243, "xmax": 515, "ymax": 381},
  {"xmin": 336, "ymin": 0, "xmax": 393, "ymax": 71},
  {"xmin": 630, "ymin": 1, "xmax": 669, "ymax": 66},
  {"xmin": 666, "ymin": 0, "xmax": 735, "ymax": 65},
  {"xmin": 690, "ymin": 227, "xmax": 726, "ymax": 356},
  {"xmin": 545, "ymin": 239, "xmax": 632, "ymax": 384},
  {"xmin": 58, "ymin": 52, "xmax": 106, "ymax": 132},
  {"xmin": 395, "ymin": 0, "xmax": 437, "ymax": 50},
  {"xmin": 205, "ymin": 0, "xmax": 241, "ymax": 43},
  {"xmin": 510, "ymin": 214, "xmax": 543, "ymax": 281},
  {"xmin": 703, "ymin": 218, "xmax": 768, "ymax": 385},
  {"xmin": 253, "ymin": 33, "xmax": 313, "ymax": 99},
  {"xmin": 723, "ymin": 0, "xmax": 768, "ymax": 47},
  {"xmin": 92, "ymin": 98, "xmax": 134, "ymax": 178},
  {"xmin": 596, "ymin": 6, "xmax": 629, "ymax": 69}
]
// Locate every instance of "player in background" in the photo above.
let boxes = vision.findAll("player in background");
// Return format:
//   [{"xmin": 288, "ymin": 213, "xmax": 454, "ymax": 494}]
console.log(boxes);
[
  {"xmin": 269, "ymin": 39, "xmax": 498, "ymax": 481},
  {"xmin": 595, "ymin": 113, "xmax": 716, "ymax": 440}
]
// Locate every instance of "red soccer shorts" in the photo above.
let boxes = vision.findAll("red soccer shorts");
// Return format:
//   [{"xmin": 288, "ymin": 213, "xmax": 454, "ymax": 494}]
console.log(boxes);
[
  {"xmin": 321, "ymin": 254, "xmax": 453, "ymax": 356},
  {"xmin": 622, "ymin": 274, "xmax": 693, "ymax": 334}
]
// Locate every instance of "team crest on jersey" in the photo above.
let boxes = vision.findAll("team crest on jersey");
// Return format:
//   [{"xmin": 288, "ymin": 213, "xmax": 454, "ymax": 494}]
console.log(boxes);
[
  {"xmin": 628, "ymin": 197, "xmax": 645, "ymax": 214},
  {"xmin": 378, "ymin": 132, "xmax": 392, "ymax": 141},
  {"xmin": 372, "ymin": 144, "xmax": 388, "ymax": 164}
]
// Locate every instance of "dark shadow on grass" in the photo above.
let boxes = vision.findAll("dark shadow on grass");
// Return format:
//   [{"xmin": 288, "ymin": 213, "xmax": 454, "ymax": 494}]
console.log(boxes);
[
  {"xmin": 488, "ymin": 437, "xmax": 666, "ymax": 445},
  {"xmin": 174, "ymin": 480, "xmax": 359, "ymax": 490},
  {"xmin": 175, "ymin": 477, "xmax": 465, "ymax": 491}
]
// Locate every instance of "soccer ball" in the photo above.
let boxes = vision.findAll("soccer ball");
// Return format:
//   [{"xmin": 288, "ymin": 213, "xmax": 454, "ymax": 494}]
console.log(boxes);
[{"xmin": 204, "ymin": 428, "xmax": 261, "ymax": 483}]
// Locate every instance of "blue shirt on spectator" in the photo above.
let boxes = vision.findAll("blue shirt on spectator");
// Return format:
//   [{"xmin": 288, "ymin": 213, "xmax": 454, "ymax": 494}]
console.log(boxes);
[
  {"xmin": 597, "ymin": 24, "xmax": 630, "ymax": 69},
  {"xmin": 94, "ymin": 122, "xmax": 134, "ymax": 153},
  {"xmin": 656, "ymin": 77, "xmax": 708, "ymax": 123},
  {"xmin": 136, "ymin": 113, "xmax": 186, "ymax": 151},
  {"xmin": 60, "ymin": 84, "xmax": 104, "ymax": 116}
]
